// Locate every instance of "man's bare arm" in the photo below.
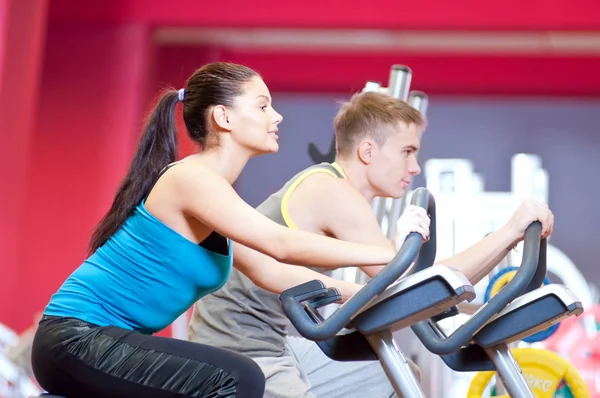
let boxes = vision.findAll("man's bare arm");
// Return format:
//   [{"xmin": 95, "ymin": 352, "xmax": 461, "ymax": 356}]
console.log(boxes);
[
  {"xmin": 435, "ymin": 227, "xmax": 520, "ymax": 285},
  {"xmin": 434, "ymin": 199, "xmax": 554, "ymax": 285},
  {"xmin": 289, "ymin": 174, "xmax": 394, "ymax": 278},
  {"xmin": 295, "ymin": 174, "xmax": 540, "ymax": 285}
]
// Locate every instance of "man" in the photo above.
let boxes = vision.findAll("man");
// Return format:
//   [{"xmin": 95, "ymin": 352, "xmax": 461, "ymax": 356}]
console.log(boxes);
[{"xmin": 189, "ymin": 92, "xmax": 554, "ymax": 397}]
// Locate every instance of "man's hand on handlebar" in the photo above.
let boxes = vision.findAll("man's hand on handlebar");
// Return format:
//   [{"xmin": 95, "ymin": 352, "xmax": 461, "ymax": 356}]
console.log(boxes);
[
  {"xmin": 393, "ymin": 204, "xmax": 431, "ymax": 251},
  {"xmin": 506, "ymin": 199, "xmax": 555, "ymax": 240}
]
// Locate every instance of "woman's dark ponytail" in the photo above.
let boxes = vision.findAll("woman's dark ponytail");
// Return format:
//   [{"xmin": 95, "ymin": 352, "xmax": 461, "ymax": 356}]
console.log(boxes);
[
  {"xmin": 89, "ymin": 62, "xmax": 260, "ymax": 253},
  {"xmin": 88, "ymin": 89, "xmax": 180, "ymax": 253}
]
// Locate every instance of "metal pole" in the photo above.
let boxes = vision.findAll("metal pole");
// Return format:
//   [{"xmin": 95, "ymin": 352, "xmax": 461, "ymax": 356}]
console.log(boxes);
[
  {"xmin": 484, "ymin": 345, "xmax": 535, "ymax": 398},
  {"xmin": 365, "ymin": 331, "xmax": 426, "ymax": 398},
  {"xmin": 388, "ymin": 65, "xmax": 413, "ymax": 100}
]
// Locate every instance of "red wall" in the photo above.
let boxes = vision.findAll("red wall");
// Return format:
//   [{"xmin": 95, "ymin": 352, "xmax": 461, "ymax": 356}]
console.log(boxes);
[
  {"xmin": 158, "ymin": 46, "xmax": 600, "ymax": 97},
  {"xmin": 3, "ymin": 21, "xmax": 154, "ymax": 332},
  {"xmin": 48, "ymin": 0, "xmax": 600, "ymax": 31},
  {"xmin": 3, "ymin": 1, "xmax": 600, "ymax": 334},
  {"xmin": 0, "ymin": 0, "xmax": 49, "ymax": 332},
  {"xmin": 3, "ymin": 20, "xmax": 200, "ymax": 335}
]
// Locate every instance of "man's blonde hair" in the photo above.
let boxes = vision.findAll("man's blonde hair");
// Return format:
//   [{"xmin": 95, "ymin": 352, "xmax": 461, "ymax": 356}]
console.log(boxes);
[{"xmin": 334, "ymin": 91, "xmax": 425, "ymax": 157}]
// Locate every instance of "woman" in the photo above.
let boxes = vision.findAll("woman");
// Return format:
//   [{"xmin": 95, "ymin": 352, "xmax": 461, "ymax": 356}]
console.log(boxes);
[{"xmin": 31, "ymin": 62, "xmax": 411, "ymax": 398}]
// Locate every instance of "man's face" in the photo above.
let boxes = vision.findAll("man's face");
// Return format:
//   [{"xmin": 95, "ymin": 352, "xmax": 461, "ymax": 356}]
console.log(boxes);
[{"xmin": 366, "ymin": 121, "xmax": 422, "ymax": 199}]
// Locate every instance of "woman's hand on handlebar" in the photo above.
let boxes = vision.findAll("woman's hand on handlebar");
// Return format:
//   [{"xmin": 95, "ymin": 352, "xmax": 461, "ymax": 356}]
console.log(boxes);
[
  {"xmin": 506, "ymin": 199, "xmax": 554, "ymax": 240},
  {"xmin": 393, "ymin": 205, "xmax": 431, "ymax": 251}
]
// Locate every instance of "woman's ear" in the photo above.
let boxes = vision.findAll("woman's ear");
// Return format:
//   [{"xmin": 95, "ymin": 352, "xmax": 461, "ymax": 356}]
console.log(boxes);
[{"xmin": 211, "ymin": 105, "xmax": 232, "ymax": 131}]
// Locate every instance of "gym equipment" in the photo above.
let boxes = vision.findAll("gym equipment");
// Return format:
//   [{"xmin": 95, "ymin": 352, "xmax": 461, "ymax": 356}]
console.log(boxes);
[
  {"xmin": 281, "ymin": 188, "xmax": 477, "ymax": 397},
  {"xmin": 0, "ymin": 354, "xmax": 43, "ymax": 397},
  {"xmin": 0, "ymin": 322, "xmax": 43, "ymax": 397},
  {"xmin": 410, "ymin": 223, "xmax": 584, "ymax": 398},
  {"xmin": 417, "ymin": 154, "xmax": 597, "ymax": 397},
  {"xmin": 485, "ymin": 266, "xmax": 559, "ymax": 343},
  {"xmin": 423, "ymin": 154, "xmax": 596, "ymax": 308},
  {"xmin": 282, "ymin": 189, "xmax": 583, "ymax": 397},
  {"xmin": 543, "ymin": 305, "xmax": 600, "ymax": 397},
  {"xmin": 468, "ymin": 348, "xmax": 589, "ymax": 398},
  {"xmin": 307, "ymin": 137, "xmax": 336, "ymax": 164}
]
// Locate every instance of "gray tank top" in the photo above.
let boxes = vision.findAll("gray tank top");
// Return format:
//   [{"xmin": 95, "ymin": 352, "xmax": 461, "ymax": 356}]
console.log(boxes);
[{"xmin": 189, "ymin": 162, "xmax": 346, "ymax": 357}]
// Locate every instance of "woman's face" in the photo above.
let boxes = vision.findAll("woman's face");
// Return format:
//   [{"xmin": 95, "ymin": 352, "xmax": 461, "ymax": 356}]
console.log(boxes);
[{"xmin": 226, "ymin": 76, "xmax": 283, "ymax": 156}]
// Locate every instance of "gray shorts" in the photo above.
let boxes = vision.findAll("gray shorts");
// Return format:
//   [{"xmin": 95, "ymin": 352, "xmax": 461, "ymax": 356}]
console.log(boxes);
[{"xmin": 254, "ymin": 336, "xmax": 421, "ymax": 398}]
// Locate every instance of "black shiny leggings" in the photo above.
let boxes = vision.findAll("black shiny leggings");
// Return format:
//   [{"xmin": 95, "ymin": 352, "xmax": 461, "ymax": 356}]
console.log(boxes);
[{"xmin": 31, "ymin": 316, "xmax": 265, "ymax": 398}]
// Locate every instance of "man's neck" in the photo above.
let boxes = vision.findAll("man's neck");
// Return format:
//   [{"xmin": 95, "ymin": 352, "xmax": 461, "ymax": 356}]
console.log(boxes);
[{"xmin": 333, "ymin": 157, "xmax": 377, "ymax": 202}]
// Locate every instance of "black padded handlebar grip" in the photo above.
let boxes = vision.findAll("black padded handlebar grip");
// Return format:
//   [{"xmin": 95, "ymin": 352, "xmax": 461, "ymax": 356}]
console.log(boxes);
[
  {"xmin": 411, "ymin": 222, "xmax": 543, "ymax": 355},
  {"xmin": 521, "ymin": 237, "xmax": 547, "ymax": 296}
]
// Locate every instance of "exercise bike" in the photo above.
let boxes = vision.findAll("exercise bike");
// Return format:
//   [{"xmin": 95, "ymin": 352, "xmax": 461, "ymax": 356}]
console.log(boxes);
[
  {"xmin": 280, "ymin": 187, "xmax": 584, "ymax": 398},
  {"xmin": 281, "ymin": 187, "xmax": 475, "ymax": 397}
]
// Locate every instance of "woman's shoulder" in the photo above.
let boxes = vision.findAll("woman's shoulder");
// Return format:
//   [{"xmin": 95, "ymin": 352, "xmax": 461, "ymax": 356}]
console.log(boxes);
[{"xmin": 168, "ymin": 159, "xmax": 226, "ymax": 191}]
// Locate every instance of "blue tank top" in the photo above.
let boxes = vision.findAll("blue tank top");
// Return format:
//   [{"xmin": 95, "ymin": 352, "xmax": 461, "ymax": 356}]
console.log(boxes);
[{"xmin": 44, "ymin": 191, "xmax": 233, "ymax": 334}]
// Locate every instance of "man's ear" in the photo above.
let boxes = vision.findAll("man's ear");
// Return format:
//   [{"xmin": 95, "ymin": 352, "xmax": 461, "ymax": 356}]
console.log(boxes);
[
  {"xmin": 210, "ymin": 105, "xmax": 232, "ymax": 131},
  {"xmin": 357, "ymin": 140, "xmax": 374, "ymax": 165}
]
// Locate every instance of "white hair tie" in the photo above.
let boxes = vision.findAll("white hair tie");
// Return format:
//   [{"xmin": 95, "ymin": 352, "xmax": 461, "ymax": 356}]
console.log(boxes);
[{"xmin": 178, "ymin": 88, "xmax": 185, "ymax": 101}]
